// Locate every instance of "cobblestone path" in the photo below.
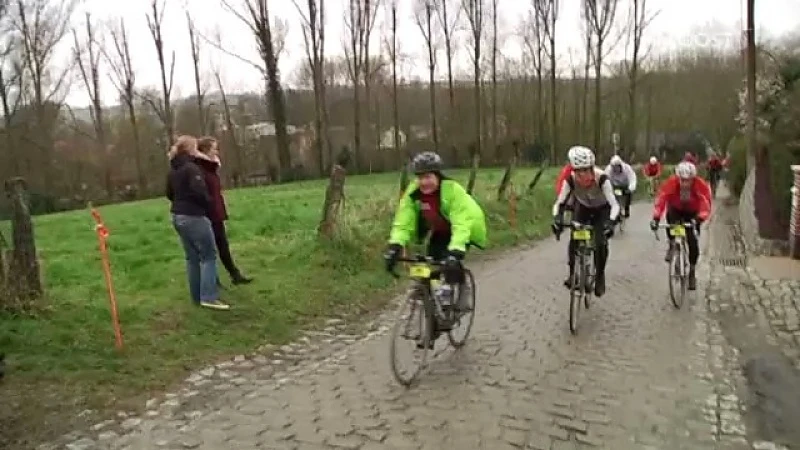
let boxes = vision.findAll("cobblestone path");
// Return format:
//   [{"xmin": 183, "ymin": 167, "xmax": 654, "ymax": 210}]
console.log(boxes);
[{"xmin": 59, "ymin": 203, "xmax": 759, "ymax": 450}]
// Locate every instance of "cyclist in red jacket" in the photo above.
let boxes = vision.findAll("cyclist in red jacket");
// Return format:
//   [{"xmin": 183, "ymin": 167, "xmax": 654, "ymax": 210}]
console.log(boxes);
[
  {"xmin": 682, "ymin": 152, "xmax": 698, "ymax": 165},
  {"xmin": 642, "ymin": 156, "xmax": 662, "ymax": 196},
  {"xmin": 649, "ymin": 162, "xmax": 712, "ymax": 291}
]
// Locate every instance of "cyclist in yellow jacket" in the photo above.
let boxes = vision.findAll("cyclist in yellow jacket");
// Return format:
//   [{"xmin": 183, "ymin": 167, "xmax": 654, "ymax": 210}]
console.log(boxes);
[{"xmin": 384, "ymin": 151, "xmax": 487, "ymax": 312}]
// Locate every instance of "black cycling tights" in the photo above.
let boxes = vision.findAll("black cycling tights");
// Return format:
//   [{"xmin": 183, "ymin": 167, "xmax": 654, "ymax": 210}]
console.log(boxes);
[
  {"xmin": 567, "ymin": 205, "xmax": 610, "ymax": 276},
  {"xmin": 428, "ymin": 232, "xmax": 465, "ymax": 285},
  {"xmin": 666, "ymin": 209, "xmax": 700, "ymax": 265}
]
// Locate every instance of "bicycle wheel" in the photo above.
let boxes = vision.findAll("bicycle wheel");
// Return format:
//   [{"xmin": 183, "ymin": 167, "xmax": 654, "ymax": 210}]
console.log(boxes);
[
  {"xmin": 569, "ymin": 256, "xmax": 584, "ymax": 335},
  {"xmin": 389, "ymin": 287, "xmax": 433, "ymax": 386},
  {"xmin": 447, "ymin": 269, "xmax": 476, "ymax": 348},
  {"xmin": 584, "ymin": 258, "xmax": 593, "ymax": 309},
  {"xmin": 667, "ymin": 243, "xmax": 686, "ymax": 309}
]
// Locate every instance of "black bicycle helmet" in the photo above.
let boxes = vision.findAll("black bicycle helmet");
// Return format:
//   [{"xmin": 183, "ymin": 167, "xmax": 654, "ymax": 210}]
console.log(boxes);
[{"xmin": 411, "ymin": 151, "xmax": 443, "ymax": 175}]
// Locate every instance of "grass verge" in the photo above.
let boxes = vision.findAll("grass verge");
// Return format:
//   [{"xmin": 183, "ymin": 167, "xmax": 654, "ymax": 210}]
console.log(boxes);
[{"xmin": 0, "ymin": 167, "xmax": 557, "ymax": 447}]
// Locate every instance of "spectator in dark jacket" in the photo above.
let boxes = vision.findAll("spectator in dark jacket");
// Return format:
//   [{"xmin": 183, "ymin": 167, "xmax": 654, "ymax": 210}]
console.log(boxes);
[
  {"xmin": 195, "ymin": 137, "xmax": 252, "ymax": 285},
  {"xmin": 167, "ymin": 135, "xmax": 229, "ymax": 310}
]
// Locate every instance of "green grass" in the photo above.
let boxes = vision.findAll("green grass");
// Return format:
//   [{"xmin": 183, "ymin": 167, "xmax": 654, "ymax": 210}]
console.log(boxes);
[{"xmin": 0, "ymin": 167, "xmax": 557, "ymax": 398}]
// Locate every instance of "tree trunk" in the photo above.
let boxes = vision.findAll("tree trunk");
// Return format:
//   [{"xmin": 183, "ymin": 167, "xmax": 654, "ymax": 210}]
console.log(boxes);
[
  {"xmin": 593, "ymin": 42, "xmax": 603, "ymax": 158},
  {"xmin": 426, "ymin": 5, "xmax": 439, "ymax": 151},
  {"xmin": 318, "ymin": 164, "xmax": 347, "ymax": 238},
  {"xmin": 745, "ymin": 0, "xmax": 757, "ymax": 171},
  {"xmin": 3, "ymin": 177, "xmax": 42, "ymax": 311}
]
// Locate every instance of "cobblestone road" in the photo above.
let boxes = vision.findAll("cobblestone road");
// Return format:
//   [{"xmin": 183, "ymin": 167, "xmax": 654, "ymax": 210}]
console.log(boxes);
[{"xmin": 67, "ymin": 204, "xmax": 757, "ymax": 450}]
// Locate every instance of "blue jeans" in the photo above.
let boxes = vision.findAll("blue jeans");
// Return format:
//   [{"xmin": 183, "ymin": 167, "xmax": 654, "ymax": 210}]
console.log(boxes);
[{"xmin": 172, "ymin": 214, "xmax": 219, "ymax": 303}]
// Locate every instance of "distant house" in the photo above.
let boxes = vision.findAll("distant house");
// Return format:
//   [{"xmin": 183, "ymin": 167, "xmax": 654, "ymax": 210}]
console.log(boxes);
[{"xmin": 379, "ymin": 127, "xmax": 407, "ymax": 150}]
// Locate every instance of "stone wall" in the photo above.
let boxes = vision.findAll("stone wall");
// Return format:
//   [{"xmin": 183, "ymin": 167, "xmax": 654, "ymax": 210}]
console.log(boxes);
[{"xmin": 738, "ymin": 167, "xmax": 789, "ymax": 256}]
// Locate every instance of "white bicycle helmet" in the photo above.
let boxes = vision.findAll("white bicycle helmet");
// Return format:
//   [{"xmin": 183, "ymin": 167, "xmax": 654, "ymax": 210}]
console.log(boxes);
[
  {"xmin": 610, "ymin": 155, "xmax": 623, "ymax": 166},
  {"xmin": 675, "ymin": 161, "xmax": 697, "ymax": 179},
  {"xmin": 567, "ymin": 146, "xmax": 595, "ymax": 169},
  {"xmin": 649, "ymin": 156, "xmax": 657, "ymax": 164}
]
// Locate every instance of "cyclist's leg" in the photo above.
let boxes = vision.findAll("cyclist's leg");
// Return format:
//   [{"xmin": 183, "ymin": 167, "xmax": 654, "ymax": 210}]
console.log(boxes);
[
  {"xmin": 624, "ymin": 190, "xmax": 632, "ymax": 217},
  {"xmin": 591, "ymin": 205, "xmax": 610, "ymax": 296},
  {"xmin": 426, "ymin": 232, "xmax": 449, "ymax": 280},
  {"xmin": 564, "ymin": 204, "xmax": 586, "ymax": 287},
  {"xmin": 683, "ymin": 212, "xmax": 701, "ymax": 289},
  {"xmin": 664, "ymin": 208, "xmax": 679, "ymax": 261}
]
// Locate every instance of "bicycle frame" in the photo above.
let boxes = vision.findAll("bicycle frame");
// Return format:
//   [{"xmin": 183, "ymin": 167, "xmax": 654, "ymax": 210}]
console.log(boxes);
[{"xmin": 654, "ymin": 221, "xmax": 696, "ymax": 308}]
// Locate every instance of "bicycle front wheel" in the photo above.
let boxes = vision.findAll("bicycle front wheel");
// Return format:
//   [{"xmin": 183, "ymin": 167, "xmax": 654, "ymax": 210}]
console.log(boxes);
[
  {"xmin": 448, "ymin": 269, "xmax": 476, "ymax": 348},
  {"xmin": 389, "ymin": 287, "xmax": 433, "ymax": 386},
  {"xmin": 668, "ymin": 243, "xmax": 686, "ymax": 309},
  {"xmin": 569, "ymin": 259, "xmax": 584, "ymax": 335}
]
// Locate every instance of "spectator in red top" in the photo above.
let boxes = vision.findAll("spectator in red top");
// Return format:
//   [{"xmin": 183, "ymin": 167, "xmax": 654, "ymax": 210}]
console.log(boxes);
[
  {"xmin": 649, "ymin": 162, "xmax": 711, "ymax": 291},
  {"xmin": 196, "ymin": 137, "xmax": 252, "ymax": 285}
]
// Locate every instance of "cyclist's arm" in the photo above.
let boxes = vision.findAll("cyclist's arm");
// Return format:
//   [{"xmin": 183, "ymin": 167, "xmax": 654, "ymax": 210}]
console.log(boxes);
[
  {"xmin": 388, "ymin": 190, "xmax": 417, "ymax": 246},
  {"xmin": 445, "ymin": 183, "xmax": 482, "ymax": 253},
  {"xmin": 552, "ymin": 180, "xmax": 571, "ymax": 217},
  {"xmin": 697, "ymin": 177, "xmax": 713, "ymax": 206},
  {"xmin": 600, "ymin": 179, "xmax": 620, "ymax": 221},
  {"xmin": 624, "ymin": 164, "xmax": 637, "ymax": 191},
  {"xmin": 652, "ymin": 177, "xmax": 674, "ymax": 220}
]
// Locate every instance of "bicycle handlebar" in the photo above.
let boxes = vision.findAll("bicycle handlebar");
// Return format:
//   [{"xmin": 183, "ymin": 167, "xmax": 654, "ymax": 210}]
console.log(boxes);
[
  {"xmin": 554, "ymin": 221, "xmax": 594, "ymax": 241},
  {"xmin": 652, "ymin": 221, "xmax": 697, "ymax": 241},
  {"xmin": 387, "ymin": 254, "xmax": 447, "ymax": 279}
]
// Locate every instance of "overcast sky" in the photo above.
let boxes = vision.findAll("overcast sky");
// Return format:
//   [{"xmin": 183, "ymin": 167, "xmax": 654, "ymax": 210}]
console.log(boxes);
[{"xmin": 63, "ymin": 0, "xmax": 800, "ymax": 107}]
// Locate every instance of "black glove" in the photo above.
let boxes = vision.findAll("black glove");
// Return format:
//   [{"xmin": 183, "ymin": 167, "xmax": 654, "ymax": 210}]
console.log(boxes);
[
  {"xmin": 604, "ymin": 223, "xmax": 615, "ymax": 239},
  {"xmin": 650, "ymin": 219, "xmax": 659, "ymax": 231},
  {"xmin": 551, "ymin": 216, "xmax": 564, "ymax": 235},
  {"xmin": 384, "ymin": 244, "xmax": 402, "ymax": 273}
]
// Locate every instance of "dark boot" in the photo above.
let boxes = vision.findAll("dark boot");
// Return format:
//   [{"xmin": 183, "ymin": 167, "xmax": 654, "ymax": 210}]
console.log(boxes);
[
  {"xmin": 231, "ymin": 272, "xmax": 253, "ymax": 285},
  {"xmin": 563, "ymin": 266, "xmax": 575, "ymax": 289},
  {"xmin": 688, "ymin": 266, "xmax": 697, "ymax": 291},
  {"xmin": 594, "ymin": 272, "xmax": 606, "ymax": 297},
  {"xmin": 664, "ymin": 244, "xmax": 675, "ymax": 263}
]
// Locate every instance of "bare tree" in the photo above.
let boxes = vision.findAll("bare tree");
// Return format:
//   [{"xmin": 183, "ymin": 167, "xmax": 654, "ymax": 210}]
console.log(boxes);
[
  {"xmin": 623, "ymin": 0, "xmax": 656, "ymax": 157},
  {"xmin": 386, "ymin": 0, "xmax": 406, "ymax": 192},
  {"xmin": 14, "ymin": 0, "xmax": 76, "ymax": 192},
  {"xmin": 580, "ymin": 10, "xmax": 592, "ymax": 142},
  {"xmin": 462, "ymin": 0, "xmax": 485, "ymax": 193},
  {"xmin": 293, "ymin": 0, "xmax": 330, "ymax": 175},
  {"xmin": 489, "ymin": 0, "xmax": 498, "ymax": 161},
  {"xmin": 213, "ymin": 70, "xmax": 244, "ymax": 186},
  {"xmin": 0, "ymin": 5, "xmax": 24, "ymax": 178},
  {"xmin": 106, "ymin": 18, "xmax": 145, "ymax": 194},
  {"xmin": 145, "ymin": 0, "xmax": 175, "ymax": 147},
  {"xmin": 434, "ymin": 0, "xmax": 461, "ymax": 137},
  {"xmin": 520, "ymin": 7, "xmax": 545, "ymax": 145},
  {"xmin": 186, "ymin": 12, "xmax": 206, "ymax": 135},
  {"xmin": 362, "ymin": 0, "xmax": 380, "ymax": 172},
  {"xmin": 534, "ymin": 0, "xmax": 559, "ymax": 162},
  {"xmin": 414, "ymin": 0, "xmax": 438, "ymax": 150},
  {"xmin": 584, "ymin": 0, "xmax": 620, "ymax": 156},
  {"xmin": 219, "ymin": 0, "xmax": 292, "ymax": 181},
  {"xmin": 72, "ymin": 13, "xmax": 112, "ymax": 197}
]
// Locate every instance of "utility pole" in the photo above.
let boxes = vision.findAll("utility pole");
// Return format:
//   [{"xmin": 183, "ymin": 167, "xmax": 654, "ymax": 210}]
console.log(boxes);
[{"xmin": 745, "ymin": 0, "xmax": 756, "ymax": 170}]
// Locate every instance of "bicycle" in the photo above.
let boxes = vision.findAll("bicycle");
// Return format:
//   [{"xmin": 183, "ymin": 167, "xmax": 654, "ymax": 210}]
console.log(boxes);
[
  {"xmin": 555, "ymin": 221, "xmax": 595, "ymax": 335},
  {"xmin": 612, "ymin": 187, "xmax": 627, "ymax": 234},
  {"xmin": 646, "ymin": 177, "xmax": 657, "ymax": 199},
  {"xmin": 387, "ymin": 254, "xmax": 476, "ymax": 386},
  {"xmin": 653, "ymin": 221, "xmax": 697, "ymax": 309}
]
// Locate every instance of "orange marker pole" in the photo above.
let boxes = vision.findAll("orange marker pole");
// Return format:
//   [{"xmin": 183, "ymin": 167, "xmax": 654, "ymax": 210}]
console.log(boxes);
[{"xmin": 90, "ymin": 208, "xmax": 124, "ymax": 351}]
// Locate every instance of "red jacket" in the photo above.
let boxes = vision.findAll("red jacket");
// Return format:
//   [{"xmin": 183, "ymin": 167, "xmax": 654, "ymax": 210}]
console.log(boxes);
[
  {"xmin": 555, "ymin": 164, "xmax": 573, "ymax": 196},
  {"xmin": 195, "ymin": 157, "xmax": 228, "ymax": 223},
  {"xmin": 643, "ymin": 162, "xmax": 662, "ymax": 177},
  {"xmin": 652, "ymin": 175, "xmax": 712, "ymax": 221}
]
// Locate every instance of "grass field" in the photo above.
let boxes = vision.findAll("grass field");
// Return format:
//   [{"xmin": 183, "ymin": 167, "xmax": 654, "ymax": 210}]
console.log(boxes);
[{"xmin": 0, "ymin": 167, "xmax": 557, "ymax": 444}]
